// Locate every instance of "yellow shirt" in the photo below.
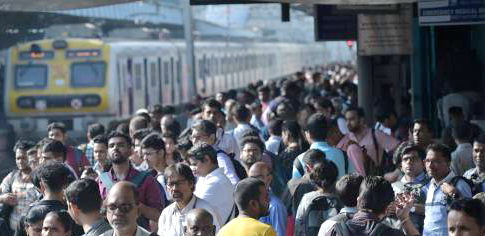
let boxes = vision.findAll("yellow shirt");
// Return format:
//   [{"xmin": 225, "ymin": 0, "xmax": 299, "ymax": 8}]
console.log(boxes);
[{"xmin": 217, "ymin": 217, "xmax": 277, "ymax": 236}]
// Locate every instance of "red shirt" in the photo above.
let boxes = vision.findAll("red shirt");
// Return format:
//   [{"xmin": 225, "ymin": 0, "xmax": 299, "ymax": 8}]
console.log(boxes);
[{"xmin": 65, "ymin": 146, "xmax": 90, "ymax": 178}]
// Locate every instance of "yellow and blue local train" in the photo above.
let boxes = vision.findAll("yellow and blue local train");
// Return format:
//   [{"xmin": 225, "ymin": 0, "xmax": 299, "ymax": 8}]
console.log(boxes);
[{"xmin": 3, "ymin": 38, "xmax": 327, "ymax": 139}]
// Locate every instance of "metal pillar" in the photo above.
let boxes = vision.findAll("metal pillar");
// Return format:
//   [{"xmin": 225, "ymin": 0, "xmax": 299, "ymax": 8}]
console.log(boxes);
[
  {"xmin": 183, "ymin": 0, "xmax": 197, "ymax": 98},
  {"xmin": 357, "ymin": 55, "xmax": 374, "ymax": 125}
]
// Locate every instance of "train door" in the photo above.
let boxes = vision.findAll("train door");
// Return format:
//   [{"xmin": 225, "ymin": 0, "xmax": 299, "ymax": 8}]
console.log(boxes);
[
  {"xmin": 118, "ymin": 58, "xmax": 134, "ymax": 116},
  {"xmin": 132, "ymin": 57, "xmax": 145, "ymax": 110}
]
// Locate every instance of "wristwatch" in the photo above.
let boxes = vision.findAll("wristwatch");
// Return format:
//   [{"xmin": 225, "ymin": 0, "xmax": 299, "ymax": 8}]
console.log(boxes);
[{"xmin": 410, "ymin": 206, "xmax": 416, "ymax": 213}]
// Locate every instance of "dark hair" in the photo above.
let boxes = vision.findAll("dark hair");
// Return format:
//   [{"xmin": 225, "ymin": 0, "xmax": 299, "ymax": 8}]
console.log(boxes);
[
  {"xmin": 336, "ymin": 174, "xmax": 364, "ymax": 207},
  {"xmin": 47, "ymin": 122, "xmax": 66, "ymax": 133},
  {"xmin": 449, "ymin": 198, "xmax": 485, "ymax": 227},
  {"xmin": 302, "ymin": 149, "xmax": 326, "ymax": 167},
  {"xmin": 133, "ymin": 128, "xmax": 152, "ymax": 141},
  {"xmin": 233, "ymin": 104, "xmax": 251, "ymax": 122},
  {"xmin": 162, "ymin": 132, "xmax": 178, "ymax": 143},
  {"xmin": 14, "ymin": 139, "xmax": 35, "ymax": 152},
  {"xmin": 257, "ymin": 85, "xmax": 270, "ymax": 93},
  {"xmin": 241, "ymin": 129, "xmax": 261, "ymax": 139},
  {"xmin": 315, "ymin": 97, "xmax": 335, "ymax": 114},
  {"xmin": 345, "ymin": 107, "xmax": 365, "ymax": 118},
  {"xmin": 116, "ymin": 123, "xmax": 129, "ymax": 135},
  {"xmin": 25, "ymin": 205, "xmax": 51, "ymax": 224},
  {"xmin": 268, "ymin": 119, "xmax": 283, "ymax": 136},
  {"xmin": 305, "ymin": 113, "xmax": 328, "ymax": 140},
  {"xmin": 187, "ymin": 142, "xmax": 217, "ymax": 165},
  {"xmin": 42, "ymin": 139, "xmax": 67, "ymax": 161},
  {"xmin": 282, "ymin": 120, "xmax": 301, "ymax": 142},
  {"xmin": 35, "ymin": 162, "xmax": 71, "ymax": 193},
  {"xmin": 107, "ymin": 131, "xmax": 132, "ymax": 147},
  {"xmin": 148, "ymin": 104, "xmax": 164, "ymax": 114},
  {"xmin": 163, "ymin": 105, "xmax": 176, "ymax": 115},
  {"xmin": 358, "ymin": 176, "xmax": 395, "ymax": 214},
  {"xmin": 130, "ymin": 115, "xmax": 150, "ymax": 131},
  {"xmin": 413, "ymin": 119, "xmax": 432, "ymax": 133},
  {"xmin": 452, "ymin": 121, "xmax": 472, "ymax": 142},
  {"xmin": 87, "ymin": 123, "xmax": 105, "ymax": 140},
  {"xmin": 234, "ymin": 177, "xmax": 266, "ymax": 211},
  {"xmin": 191, "ymin": 120, "xmax": 217, "ymax": 136},
  {"xmin": 164, "ymin": 163, "xmax": 196, "ymax": 188},
  {"xmin": 65, "ymin": 179, "xmax": 102, "ymax": 213},
  {"xmin": 474, "ymin": 134, "xmax": 485, "ymax": 145},
  {"xmin": 162, "ymin": 117, "xmax": 181, "ymax": 137},
  {"xmin": 202, "ymin": 98, "xmax": 223, "ymax": 112},
  {"xmin": 374, "ymin": 105, "xmax": 396, "ymax": 123},
  {"xmin": 426, "ymin": 143, "xmax": 452, "ymax": 162},
  {"xmin": 92, "ymin": 135, "xmax": 108, "ymax": 147},
  {"xmin": 394, "ymin": 143, "xmax": 426, "ymax": 165},
  {"xmin": 449, "ymin": 106, "xmax": 464, "ymax": 116},
  {"xmin": 45, "ymin": 211, "xmax": 73, "ymax": 233},
  {"xmin": 140, "ymin": 133, "xmax": 165, "ymax": 151},
  {"xmin": 309, "ymin": 159, "xmax": 338, "ymax": 190},
  {"xmin": 240, "ymin": 136, "xmax": 265, "ymax": 153}
]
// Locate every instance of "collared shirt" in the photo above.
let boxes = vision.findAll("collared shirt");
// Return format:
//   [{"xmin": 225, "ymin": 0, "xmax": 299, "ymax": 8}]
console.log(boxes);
[
  {"xmin": 451, "ymin": 143, "xmax": 474, "ymax": 176},
  {"xmin": 375, "ymin": 122, "xmax": 392, "ymax": 136},
  {"xmin": 83, "ymin": 219, "xmax": 112, "ymax": 236},
  {"xmin": 318, "ymin": 207, "xmax": 358, "ymax": 236},
  {"xmin": 463, "ymin": 167, "xmax": 485, "ymax": 192},
  {"xmin": 423, "ymin": 171, "xmax": 472, "ymax": 236},
  {"xmin": 392, "ymin": 172, "xmax": 429, "ymax": 195},
  {"xmin": 341, "ymin": 127, "xmax": 400, "ymax": 165},
  {"xmin": 97, "ymin": 165, "xmax": 163, "ymax": 210},
  {"xmin": 216, "ymin": 128, "xmax": 240, "ymax": 160},
  {"xmin": 102, "ymin": 226, "xmax": 152, "ymax": 236},
  {"xmin": 292, "ymin": 141, "xmax": 355, "ymax": 180},
  {"xmin": 158, "ymin": 195, "xmax": 222, "ymax": 236},
  {"xmin": 265, "ymin": 136, "xmax": 282, "ymax": 156},
  {"xmin": 232, "ymin": 123, "xmax": 256, "ymax": 146},
  {"xmin": 260, "ymin": 191, "xmax": 287, "ymax": 236},
  {"xmin": 0, "ymin": 170, "xmax": 40, "ymax": 230},
  {"xmin": 195, "ymin": 168, "xmax": 235, "ymax": 223}
]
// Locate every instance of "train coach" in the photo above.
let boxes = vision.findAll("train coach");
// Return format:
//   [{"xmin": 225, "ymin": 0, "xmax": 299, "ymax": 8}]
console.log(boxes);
[{"xmin": 2, "ymin": 38, "xmax": 327, "ymax": 139}]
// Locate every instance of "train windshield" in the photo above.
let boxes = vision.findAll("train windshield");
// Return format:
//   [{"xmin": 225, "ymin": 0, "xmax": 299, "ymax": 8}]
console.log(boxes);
[
  {"xmin": 15, "ymin": 64, "xmax": 48, "ymax": 89},
  {"xmin": 71, "ymin": 61, "xmax": 106, "ymax": 87}
]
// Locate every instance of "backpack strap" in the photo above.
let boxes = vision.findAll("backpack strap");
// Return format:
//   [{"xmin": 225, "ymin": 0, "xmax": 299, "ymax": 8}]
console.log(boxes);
[
  {"xmin": 369, "ymin": 222, "xmax": 389, "ymax": 236},
  {"xmin": 99, "ymin": 172, "xmax": 115, "ymax": 191},
  {"xmin": 341, "ymin": 150, "xmax": 349, "ymax": 174},
  {"xmin": 130, "ymin": 171, "xmax": 152, "ymax": 188},
  {"xmin": 371, "ymin": 128, "xmax": 380, "ymax": 164},
  {"xmin": 225, "ymin": 204, "xmax": 235, "ymax": 224},
  {"xmin": 334, "ymin": 221, "xmax": 352, "ymax": 236},
  {"xmin": 295, "ymin": 157, "xmax": 305, "ymax": 177}
]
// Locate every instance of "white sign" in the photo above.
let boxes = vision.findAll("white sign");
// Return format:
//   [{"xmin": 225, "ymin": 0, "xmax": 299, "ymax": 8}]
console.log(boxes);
[{"xmin": 358, "ymin": 4, "xmax": 413, "ymax": 56}]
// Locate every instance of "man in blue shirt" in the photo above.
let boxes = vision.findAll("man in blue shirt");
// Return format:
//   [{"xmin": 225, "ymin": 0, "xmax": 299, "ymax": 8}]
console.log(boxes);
[
  {"xmin": 422, "ymin": 144, "xmax": 472, "ymax": 236},
  {"xmin": 292, "ymin": 113, "xmax": 355, "ymax": 179},
  {"xmin": 249, "ymin": 162, "xmax": 287, "ymax": 236}
]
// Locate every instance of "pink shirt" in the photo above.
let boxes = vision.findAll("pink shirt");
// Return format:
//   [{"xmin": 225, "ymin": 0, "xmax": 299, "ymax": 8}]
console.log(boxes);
[
  {"xmin": 336, "ymin": 139, "xmax": 366, "ymax": 176},
  {"xmin": 65, "ymin": 146, "xmax": 90, "ymax": 178},
  {"xmin": 97, "ymin": 166, "xmax": 164, "ymax": 210},
  {"xmin": 341, "ymin": 127, "xmax": 400, "ymax": 166}
]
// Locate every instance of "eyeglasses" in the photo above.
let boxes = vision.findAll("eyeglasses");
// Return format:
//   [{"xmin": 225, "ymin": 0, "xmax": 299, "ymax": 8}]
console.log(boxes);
[
  {"xmin": 142, "ymin": 150, "xmax": 159, "ymax": 157},
  {"xmin": 106, "ymin": 203, "xmax": 136, "ymax": 213}
]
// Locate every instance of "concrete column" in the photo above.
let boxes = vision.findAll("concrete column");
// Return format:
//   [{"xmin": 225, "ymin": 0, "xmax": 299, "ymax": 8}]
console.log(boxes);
[{"xmin": 357, "ymin": 55, "xmax": 374, "ymax": 125}]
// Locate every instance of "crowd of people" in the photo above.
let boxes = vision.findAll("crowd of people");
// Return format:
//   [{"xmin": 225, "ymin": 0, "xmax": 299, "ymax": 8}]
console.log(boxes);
[{"xmin": 1, "ymin": 65, "xmax": 485, "ymax": 236}]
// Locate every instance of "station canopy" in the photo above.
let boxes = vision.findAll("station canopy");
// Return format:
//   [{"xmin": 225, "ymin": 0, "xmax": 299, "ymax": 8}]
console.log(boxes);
[{"xmin": 0, "ymin": 0, "xmax": 416, "ymax": 11}]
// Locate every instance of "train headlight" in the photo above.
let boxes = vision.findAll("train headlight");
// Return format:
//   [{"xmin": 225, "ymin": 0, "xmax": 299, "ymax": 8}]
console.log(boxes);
[{"xmin": 17, "ymin": 97, "xmax": 34, "ymax": 109}]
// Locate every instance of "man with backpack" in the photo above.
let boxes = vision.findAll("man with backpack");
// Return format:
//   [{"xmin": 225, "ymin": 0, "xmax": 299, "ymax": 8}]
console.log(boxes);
[
  {"xmin": 97, "ymin": 131, "xmax": 163, "ymax": 232},
  {"xmin": 326, "ymin": 176, "xmax": 420, "ymax": 236},
  {"xmin": 422, "ymin": 144, "xmax": 472, "ymax": 236}
]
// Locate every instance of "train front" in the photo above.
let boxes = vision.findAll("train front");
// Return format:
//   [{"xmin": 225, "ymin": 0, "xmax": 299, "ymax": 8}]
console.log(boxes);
[{"xmin": 4, "ymin": 38, "xmax": 112, "ymax": 140}]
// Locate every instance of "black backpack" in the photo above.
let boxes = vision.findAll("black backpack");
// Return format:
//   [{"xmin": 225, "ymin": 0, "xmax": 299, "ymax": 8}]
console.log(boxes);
[
  {"xmin": 216, "ymin": 150, "xmax": 247, "ymax": 180},
  {"xmin": 302, "ymin": 195, "xmax": 341, "ymax": 236}
]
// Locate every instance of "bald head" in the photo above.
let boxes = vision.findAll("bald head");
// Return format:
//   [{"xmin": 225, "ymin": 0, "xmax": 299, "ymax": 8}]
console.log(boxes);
[
  {"xmin": 185, "ymin": 208, "xmax": 215, "ymax": 236},
  {"xmin": 105, "ymin": 181, "xmax": 139, "ymax": 233},
  {"xmin": 248, "ymin": 161, "xmax": 272, "ymax": 188}
]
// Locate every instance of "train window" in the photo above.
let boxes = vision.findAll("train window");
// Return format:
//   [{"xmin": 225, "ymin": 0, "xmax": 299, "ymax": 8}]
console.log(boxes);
[
  {"xmin": 71, "ymin": 62, "xmax": 106, "ymax": 87},
  {"xmin": 164, "ymin": 61, "xmax": 169, "ymax": 84},
  {"xmin": 150, "ymin": 62, "xmax": 157, "ymax": 87},
  {"xmin": 133, "ymin": 63, "xmax": 142, "ymax": 90},
  {"xmin": 15, "ymin": 64, "xmax": 48, "ymax": 89}
]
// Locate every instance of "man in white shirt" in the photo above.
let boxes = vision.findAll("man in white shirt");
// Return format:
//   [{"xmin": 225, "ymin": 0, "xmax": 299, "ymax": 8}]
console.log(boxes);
[
  {"xmin": 231, "ymin": 104, "xmax": 257, "ymax": 146},
  {"xmin": 158, "ymin": 163, "xmax": 222, "ymax": 236},
  {"xmin": 187, "ymin": 143, "xmax": 235, "ymax": 224},
  {"xmin": 191, "ymin": 120, "xmax": 240, "ymax": 185}
]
